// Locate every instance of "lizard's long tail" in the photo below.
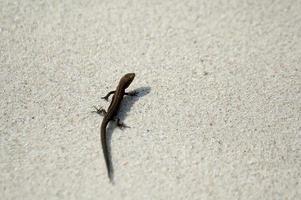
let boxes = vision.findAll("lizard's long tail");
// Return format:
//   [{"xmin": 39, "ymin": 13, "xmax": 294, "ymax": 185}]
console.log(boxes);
[{"xmin": 101, "ymin": 120, "xmax": 113, "ymax": 182}]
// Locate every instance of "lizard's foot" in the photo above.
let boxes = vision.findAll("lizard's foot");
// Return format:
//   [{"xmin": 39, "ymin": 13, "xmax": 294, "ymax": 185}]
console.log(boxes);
[
  {"xmin": 101, "ymin": 96, "xmax": 109, "ymax": 101},
  {"xmin": 101, "ymin": 91, "xmax": 115, "ymax": 101},
  {"xmin": 116, "ymin": 118, "xmax": 130, "ymax": 129},
  {"xmin": 91, "ymin": 106, "xmax": 106, "ymax": 116},
  {"xmin": 126, "ymin": 91, "xmax": 139, "ymax": 97}
]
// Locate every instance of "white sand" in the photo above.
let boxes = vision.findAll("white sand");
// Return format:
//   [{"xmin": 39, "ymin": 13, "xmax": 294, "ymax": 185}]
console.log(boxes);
[{"xmin": 1, "ymin": 0, "xmax": 300, "ymax": 199}]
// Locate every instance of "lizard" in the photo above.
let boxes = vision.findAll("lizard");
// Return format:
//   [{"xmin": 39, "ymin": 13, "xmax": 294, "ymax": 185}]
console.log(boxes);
[{"xmin": 93, "ymin": 73, "xmax": 137, "ymax": 182}]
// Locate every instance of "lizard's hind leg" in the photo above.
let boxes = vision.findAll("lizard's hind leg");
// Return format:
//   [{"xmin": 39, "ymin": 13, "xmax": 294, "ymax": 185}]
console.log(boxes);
[
  {"xmin": 92, "ymin": 106, "xmax": 107, "ymax": 116},
  {"xmin": 115, "ymin": 118, "xmax": 130, "ymax": 129}
]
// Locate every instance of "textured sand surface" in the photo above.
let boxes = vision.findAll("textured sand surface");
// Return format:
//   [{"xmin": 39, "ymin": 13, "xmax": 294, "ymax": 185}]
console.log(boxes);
[{"xmin": 1, "ymin": 0, "xmax": 300, "ymax": 199}]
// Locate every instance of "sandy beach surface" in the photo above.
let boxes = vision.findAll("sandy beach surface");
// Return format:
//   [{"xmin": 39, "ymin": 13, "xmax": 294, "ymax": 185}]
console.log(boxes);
[{"xmin": 1, "ymin": 0, "xmax": 300, "ymax": 199}]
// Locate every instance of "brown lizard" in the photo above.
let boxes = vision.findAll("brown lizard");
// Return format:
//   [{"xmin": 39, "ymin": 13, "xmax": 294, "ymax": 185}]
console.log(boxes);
[{"xmin": 93, "ymin": 73, "xmax": 137, "ymax": 182}]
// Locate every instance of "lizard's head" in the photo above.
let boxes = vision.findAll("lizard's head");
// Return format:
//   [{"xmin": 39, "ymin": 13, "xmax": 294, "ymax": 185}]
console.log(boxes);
[{"xmin": 120, "ymin": 73, "xmax": 135, "ymax": 89}]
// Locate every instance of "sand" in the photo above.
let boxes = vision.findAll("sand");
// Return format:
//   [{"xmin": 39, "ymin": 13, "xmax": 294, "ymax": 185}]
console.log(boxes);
[{"xmin": 1, "ymin": 0, "xmax": 300, "ymax": 199}]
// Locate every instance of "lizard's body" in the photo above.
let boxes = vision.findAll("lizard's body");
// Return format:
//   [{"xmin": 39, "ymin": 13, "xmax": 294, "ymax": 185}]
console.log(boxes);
[{"xmin": 94, "ymin": 73, "xmax": 136, "ymax": 182}]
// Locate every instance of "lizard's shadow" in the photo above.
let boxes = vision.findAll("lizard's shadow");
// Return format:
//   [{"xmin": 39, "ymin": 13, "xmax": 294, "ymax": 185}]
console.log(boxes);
[{"xmin": 105, "ymin": 86, "xmax": 151, "ymax": 181}]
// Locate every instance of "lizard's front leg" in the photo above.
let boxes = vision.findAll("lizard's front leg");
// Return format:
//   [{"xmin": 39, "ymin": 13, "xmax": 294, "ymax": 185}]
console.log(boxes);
[
  {"xmin": 125, "ymin": 90, "xmax": 138, "ymax": 97},
  {"xmin": 101, "ymin": 91, "xmax": 115, "ymax": 101}
]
